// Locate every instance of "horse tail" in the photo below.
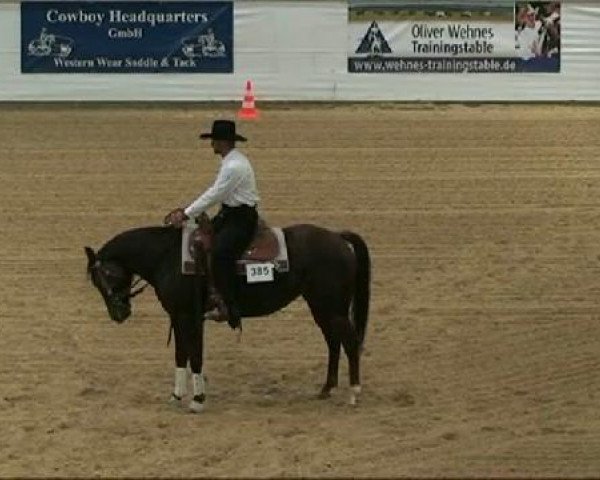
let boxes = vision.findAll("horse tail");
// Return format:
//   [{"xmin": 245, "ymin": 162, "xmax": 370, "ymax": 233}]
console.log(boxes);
[{"xmin": 340, "ymin": 231, "xmax": 371, "ymax": 349}]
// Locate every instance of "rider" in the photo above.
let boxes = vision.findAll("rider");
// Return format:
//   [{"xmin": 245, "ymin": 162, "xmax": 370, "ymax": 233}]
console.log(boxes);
[
  {"xmin": 204, "ymin": 28, "xmax": 216, "ymax": 49},
  {"xmin": 516, "ymin": 6, "xmax": 542, "ymax": 60},
  {"xmin": 166, "ymin": 120, "xmax": 259, "ymax": 330},
  {"xmin": 198, "ymin": 28, "xmax": 216, "ymax": 50},
  {"xmin": 38, "ymin": 28, "xmax": 53, "ymax": 54}
]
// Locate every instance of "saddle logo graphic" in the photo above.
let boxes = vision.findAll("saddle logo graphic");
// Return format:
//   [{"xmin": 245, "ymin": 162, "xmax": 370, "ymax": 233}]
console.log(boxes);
[
  {"xmin": 27, "ymin": 28, "xmax": 74, "ymax": 58},
  {"xmin": 181, "ymin": 28, "xmax": 226, "ymax": 59},
  {"xmin": 355, "ymin": 21, "xmax": 392, "ymax": 57}
]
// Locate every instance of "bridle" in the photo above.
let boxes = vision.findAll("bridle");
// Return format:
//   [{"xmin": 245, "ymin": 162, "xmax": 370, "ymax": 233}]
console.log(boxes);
[{"xmin": 91, "ymin": 260, "xmax": 148, "ymax": 307}]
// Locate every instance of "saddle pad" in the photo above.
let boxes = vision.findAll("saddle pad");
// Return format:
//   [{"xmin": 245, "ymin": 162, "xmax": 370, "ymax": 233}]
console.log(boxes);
[
  {"xmin": 181, "ymin": 223, "xmax": 290, "ymax": 276},
  {"xmin": 236, "ymin": 227, "xmax": 289, "ymax": 274},
  {"xmin": 181, "ymin": 222, "xmax": 198, "ymax": 275}
]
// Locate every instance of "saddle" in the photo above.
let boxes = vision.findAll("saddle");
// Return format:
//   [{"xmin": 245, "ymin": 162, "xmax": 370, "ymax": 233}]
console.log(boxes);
[{"xmin": 182, "ymin": 217, "xmax": 289, "ymax": 276}]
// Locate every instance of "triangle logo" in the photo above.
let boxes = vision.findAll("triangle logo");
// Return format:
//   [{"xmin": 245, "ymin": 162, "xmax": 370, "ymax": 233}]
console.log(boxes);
[{"xmin": 355, "ymin": 21, "xmax": 392, "ymax": 56}]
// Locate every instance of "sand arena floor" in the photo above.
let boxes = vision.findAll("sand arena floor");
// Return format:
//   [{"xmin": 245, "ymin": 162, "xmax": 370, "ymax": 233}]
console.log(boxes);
[{"xmin": 0, "ymin": 103, "xmax": 600, "ymax": 477}]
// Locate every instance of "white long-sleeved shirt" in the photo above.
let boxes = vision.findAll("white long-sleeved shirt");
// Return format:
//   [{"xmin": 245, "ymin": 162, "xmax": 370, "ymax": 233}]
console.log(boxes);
[
  {"xmin": 516, "ymin": 23, "xmax": 542, "ymax": 60},
  {"xmin": 184, "ymin": 149, "xmax": 260, "ymax": 217}
]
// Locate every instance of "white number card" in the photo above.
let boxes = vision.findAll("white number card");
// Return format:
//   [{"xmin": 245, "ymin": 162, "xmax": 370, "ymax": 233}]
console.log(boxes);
[{"xmin": 246, "ymin": 263, "xmax": 275, "ymax": 283}]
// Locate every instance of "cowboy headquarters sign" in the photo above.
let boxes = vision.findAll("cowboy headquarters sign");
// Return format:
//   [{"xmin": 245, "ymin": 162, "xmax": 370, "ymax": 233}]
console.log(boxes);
[
  {"xmin": 348, "ymin": 0, "xmax": 561, "ymax": 73},
  {"xmin": 21, "ymin": 1, "xmax": 233, "ymax": 73}
]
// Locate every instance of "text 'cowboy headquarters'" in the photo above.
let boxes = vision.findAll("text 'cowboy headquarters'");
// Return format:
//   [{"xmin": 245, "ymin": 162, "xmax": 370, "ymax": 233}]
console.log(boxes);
[{"xmin": 46, "ymin": 8, "xmax": 209, "ymax": 39}]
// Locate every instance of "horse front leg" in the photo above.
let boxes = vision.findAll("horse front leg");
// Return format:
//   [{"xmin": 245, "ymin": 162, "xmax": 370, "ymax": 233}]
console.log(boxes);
[
  {"xmin": 169, "ymin": 314, "xmax": 188, "ymax": 407},
  {"xmin": 187, "ymin": 316, "xmax": 206, "ymax": 414}
]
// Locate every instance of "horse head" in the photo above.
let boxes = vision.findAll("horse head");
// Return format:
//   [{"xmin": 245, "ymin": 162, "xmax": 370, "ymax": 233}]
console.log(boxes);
[{"xmin": 85, "ymin": 246, "xmax": 134, "ymax": 323}]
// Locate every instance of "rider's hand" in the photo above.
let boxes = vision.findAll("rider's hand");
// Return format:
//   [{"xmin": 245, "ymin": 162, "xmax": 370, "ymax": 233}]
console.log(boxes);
[{"xmin": 164, "ymin": 208, "xmax": 189, "ymax": 228}]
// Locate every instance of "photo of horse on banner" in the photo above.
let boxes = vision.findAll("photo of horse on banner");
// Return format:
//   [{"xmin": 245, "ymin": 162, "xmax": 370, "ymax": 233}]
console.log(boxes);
[
  {"xmin": 181, "ymin": 28, "xmax": 227, "ymax": 58},
  {"xmin": 27, "ymin": 27, "xmax": 73, "ymax": 57}
]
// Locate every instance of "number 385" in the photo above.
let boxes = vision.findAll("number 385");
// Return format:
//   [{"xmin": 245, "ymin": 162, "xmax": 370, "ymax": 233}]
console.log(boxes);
[{"xmin": 251, "ymin": 266, "xmax": 270, "ymax": 276}]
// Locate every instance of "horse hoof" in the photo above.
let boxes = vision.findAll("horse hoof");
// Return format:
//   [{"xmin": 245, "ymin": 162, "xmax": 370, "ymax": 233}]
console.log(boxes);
[
  {"xmin": 189, "ymin": 395, "xmax": 205, "ymax": 414},
  {"xmin": 168, "ymin": 393, "xmax": 183, "ymax": 407},
  {"xmin": 349, "ymin": 385, "xmax": 362, "ymax": 406},
  {"xmin": 318, "ymin": 386, "xmax": 335, "ymax": 399}
]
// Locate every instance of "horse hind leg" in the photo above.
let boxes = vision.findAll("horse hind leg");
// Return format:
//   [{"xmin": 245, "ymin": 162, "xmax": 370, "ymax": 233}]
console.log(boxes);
[
  {"xmin": 337, "ymin": 315, "xmax": 362, "ymax": 405},
  {"xmin": 307, "ymin": 307, "xmax": 341, "ymax": 399},
  {"xmin": 314, "ymin": 314, "xmax": 361, "ymax": 404},
  {"xmin": 320, "ymin": 326, "xmax": 341, "ymax": 399}
]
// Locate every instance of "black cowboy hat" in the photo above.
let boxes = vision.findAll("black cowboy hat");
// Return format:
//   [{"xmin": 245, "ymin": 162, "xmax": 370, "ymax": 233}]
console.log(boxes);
[{"xmin": 199, "ymin": 120, "xmax": 247, "ymax": 142}]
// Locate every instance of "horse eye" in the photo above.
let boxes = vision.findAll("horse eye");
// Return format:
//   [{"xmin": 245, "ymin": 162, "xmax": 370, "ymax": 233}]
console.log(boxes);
[{"xmin": 103, "ymin": 266, "xmax": 119, "ymax": 278}]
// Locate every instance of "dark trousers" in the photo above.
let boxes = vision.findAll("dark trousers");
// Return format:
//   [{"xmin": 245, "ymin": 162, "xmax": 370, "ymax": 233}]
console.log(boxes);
[{"xmin": 211, "ymin": 204, "xmax": 258, "ymax": 324}]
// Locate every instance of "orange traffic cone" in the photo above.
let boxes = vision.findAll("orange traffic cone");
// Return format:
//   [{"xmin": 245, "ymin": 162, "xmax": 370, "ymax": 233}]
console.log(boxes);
[{"xmin": 238, "ymin": 80, "xmax": 259, "ymax": 120}]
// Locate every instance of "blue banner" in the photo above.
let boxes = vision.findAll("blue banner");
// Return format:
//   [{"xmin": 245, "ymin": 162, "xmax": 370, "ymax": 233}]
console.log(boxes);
[{"xmin": 21, "ymin": 1, "xmax": 233, "ymax": 73}]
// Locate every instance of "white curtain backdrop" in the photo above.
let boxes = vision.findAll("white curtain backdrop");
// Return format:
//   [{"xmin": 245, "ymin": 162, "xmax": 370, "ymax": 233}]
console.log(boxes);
[{"xmin": 1, "ymin": 0, "xmax": 599, "ymax": 101}]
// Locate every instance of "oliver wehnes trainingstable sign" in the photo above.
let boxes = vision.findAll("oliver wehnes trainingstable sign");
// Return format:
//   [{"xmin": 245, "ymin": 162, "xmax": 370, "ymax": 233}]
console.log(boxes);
[
  {"xmin": 348, "ymin": 1, "xmax": 561, "ymax": 73},
  {"xmin": 21, "ymin": 1, "xmax": 233, "ymax": 73}
]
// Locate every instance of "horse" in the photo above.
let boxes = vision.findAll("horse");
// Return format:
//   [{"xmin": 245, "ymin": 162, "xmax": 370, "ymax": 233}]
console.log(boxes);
[{"xmin": 84, "ymin": 221, "xmax": 371, "ymax": 413}]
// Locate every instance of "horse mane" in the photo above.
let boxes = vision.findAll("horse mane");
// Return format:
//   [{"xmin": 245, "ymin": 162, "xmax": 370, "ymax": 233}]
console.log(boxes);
[{"xmin": 98, "ymin": 225, "xmax": 180, "ymax": 268}]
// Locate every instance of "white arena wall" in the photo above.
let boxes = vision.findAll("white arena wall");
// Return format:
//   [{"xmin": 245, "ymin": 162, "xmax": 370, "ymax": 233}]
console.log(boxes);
[{"xmin": 1, "ymin": 0, "xmax": 599, "ymax": 101}]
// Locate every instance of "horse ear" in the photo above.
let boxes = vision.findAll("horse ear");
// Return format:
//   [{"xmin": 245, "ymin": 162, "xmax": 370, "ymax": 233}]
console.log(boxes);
[{"xmin": 84, "ymin": 246, "xmax": 96, "ymax": 268}]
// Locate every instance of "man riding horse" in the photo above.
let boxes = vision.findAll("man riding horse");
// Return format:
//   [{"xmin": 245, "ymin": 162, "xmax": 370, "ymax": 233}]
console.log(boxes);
[
  {"xmin": 86, "ymin": 123, "xmax": 370, "ymax": 407},
  {"xmin": 164, "ymin": 120, "xmax": 259, "ymax": 331}
]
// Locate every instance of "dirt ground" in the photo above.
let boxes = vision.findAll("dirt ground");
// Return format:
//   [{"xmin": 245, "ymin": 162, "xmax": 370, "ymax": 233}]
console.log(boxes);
[{"xmin": 1, "ymin": 103, "xmax": 600, "ymax": 477}]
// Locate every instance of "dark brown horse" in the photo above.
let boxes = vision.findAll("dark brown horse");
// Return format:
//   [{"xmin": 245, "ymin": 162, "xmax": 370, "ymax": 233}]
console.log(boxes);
[{"xmin": 84, "ymin": 222, "xmax": 370, "ymax": 412}]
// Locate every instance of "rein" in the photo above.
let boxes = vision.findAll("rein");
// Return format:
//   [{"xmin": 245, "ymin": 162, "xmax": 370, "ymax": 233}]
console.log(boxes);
[
  {"xmin": 127, "ymin": 277, "xmax": 149, "ymax": 299},
  {"xmin": 92, "ymin": 260, "xmax": 148, "ymax": 301}
]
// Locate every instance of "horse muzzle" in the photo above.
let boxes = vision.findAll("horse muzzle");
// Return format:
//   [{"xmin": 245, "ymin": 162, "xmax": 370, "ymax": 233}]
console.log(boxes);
[{"xmin": 108, "ymin": 303, "xmax": 131, "ymax": 323}]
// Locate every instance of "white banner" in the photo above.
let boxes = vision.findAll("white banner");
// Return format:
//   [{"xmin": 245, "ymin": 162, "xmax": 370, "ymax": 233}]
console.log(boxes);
[
  {"xmin": 348, "ymin": 1, "xmax": 561, "ymax": 73},
  {"xmin": 3, "ymin": 1, "xmax": 600, "ymax": 101}
]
